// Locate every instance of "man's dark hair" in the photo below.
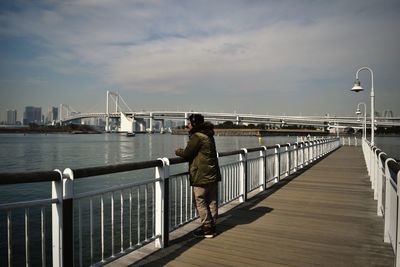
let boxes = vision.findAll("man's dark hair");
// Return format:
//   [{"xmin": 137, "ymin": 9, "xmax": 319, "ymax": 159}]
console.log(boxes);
[{"xmin": 189, "ymin": 114, "xmax": 204, "ymax": 127}]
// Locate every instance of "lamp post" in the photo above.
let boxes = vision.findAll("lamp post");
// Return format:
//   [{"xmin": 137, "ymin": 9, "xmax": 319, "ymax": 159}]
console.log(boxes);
[
  {"xmin": 351, "ymin": 67, "xmax": 375, "ymax": 146},
  {"xmin": 356, "ymin": 102, "xmax": 367, "ymax": 139}
]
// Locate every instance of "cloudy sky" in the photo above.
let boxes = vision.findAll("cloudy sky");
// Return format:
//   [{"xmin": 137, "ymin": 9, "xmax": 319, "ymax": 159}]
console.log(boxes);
[{"xmin": 0, "ymin": 0, "xmax": 399, "ymax": 121}]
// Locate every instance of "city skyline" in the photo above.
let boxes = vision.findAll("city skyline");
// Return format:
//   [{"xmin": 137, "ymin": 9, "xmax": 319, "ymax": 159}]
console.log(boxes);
[{"xmin": 1, "ymin": 0, "xmax": 400, "ymax": 122}]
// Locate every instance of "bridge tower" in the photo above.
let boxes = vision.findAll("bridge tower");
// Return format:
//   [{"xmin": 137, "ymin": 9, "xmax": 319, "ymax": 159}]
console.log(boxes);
[
  {"xmin": 59, "ymin": 104, "xmax": 80, "ymax": 124},
  {"xmin": 236, "ymin": 115, "xmax": 241, "ymax": 125},
  {"xmin": 184, "ymin": 112, "xmax": 189, "ymax": 127},
  {"xmin": 105, "ymin": 90, "xmax": 120, "ymax": 132}
]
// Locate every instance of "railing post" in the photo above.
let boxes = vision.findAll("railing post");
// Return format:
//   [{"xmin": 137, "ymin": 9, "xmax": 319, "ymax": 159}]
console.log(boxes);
[
  {"xmin": 325, "ymin": 139, "xmax": 328, "ymax": 155},
  {"xmin": 299, "ymin": 142, "xmax": 304, "ymax": 169},
  {"xmin": 62, "ymin": 168, "xmax": 74, "ymax": 267},
  {"xmin": 373, "ymin": 149, "xmax": 381, "ymax": 200},
  {"xmin": 293, "ymin": 142, "xmax": 298, "ymax": 173},
  {"xmin": 260, "ymin": 146, "xmax": 267, "ymax": 191},
  {"xmin": 52, "ymin": 169, "xmax": 63, "ymax": 267},
  {"xmin": 314, "ymin": 140, "xmax": 318, "ymax": 159},
  {"xmin": 155, "ymin": 158, "xmax": 170, "ymax": 248},
  {"xmin": 239, "ymin": 149, "xmax": 248, "ymax": 202},
  {"xmin": 397, "ymin": 170, "xmax": 400, "ymax": 265},
  {"xmin": 286, "ymin": 144, "xmax": 290, "ymax": 176},
  {"xmin": 327, "ymin": 138, "xmax": 330, "ymax": 153},
  {"xmin": 383, "ymin": 158, "xmax": 396, "ymax": 243},
  {"xmin": 309, "ymin": 141, "xmax": 314, "ymax": 163},
  {"xmin": 377, "ymin": 152, "xmax": 386, "ymax": 216},
  {"xmin": 320, "ymin": 140, "xmax": 324, "ymax": 156},
  {"xmin": 304, "ymin": 142, "xmax": 309, "ymax": 166},
  {"xmin": 274, "ymin": 145, "xmax": 280, "ymax": 182},
  {"xmin": 371, "ymin": 147, "xmax": 376, "ymax": 189},
  {"xmin": 365, "ymin": 141, "xmax": 371, "ymax": 175}
]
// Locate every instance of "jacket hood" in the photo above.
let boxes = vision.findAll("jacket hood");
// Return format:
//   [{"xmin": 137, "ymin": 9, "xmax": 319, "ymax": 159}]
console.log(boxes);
[{"xmin": 189, "ymin": 121, "xmax": 215, "ymax": 137}]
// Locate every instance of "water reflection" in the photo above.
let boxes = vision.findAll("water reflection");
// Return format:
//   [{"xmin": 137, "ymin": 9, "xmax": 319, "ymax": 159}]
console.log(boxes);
[{"xmin": 148, "ymin": 134, "xmax": 153, "ymax": 159}]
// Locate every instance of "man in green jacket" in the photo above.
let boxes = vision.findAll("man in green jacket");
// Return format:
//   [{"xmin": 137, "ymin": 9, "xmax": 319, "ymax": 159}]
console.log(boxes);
[{"xmin": 175, "ymin": 114, "xmax": 221, "ymax": 238}]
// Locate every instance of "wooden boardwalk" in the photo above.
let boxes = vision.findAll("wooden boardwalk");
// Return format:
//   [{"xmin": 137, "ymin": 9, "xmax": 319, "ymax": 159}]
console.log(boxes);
[{"xmin": 114, "ymin": 146, "xmax": 395, "ymax": 266}]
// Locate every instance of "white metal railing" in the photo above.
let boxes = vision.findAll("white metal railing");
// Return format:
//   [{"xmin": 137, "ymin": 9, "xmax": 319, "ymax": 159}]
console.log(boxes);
[
  {"xmin": 362, "ymin": 138, "xmax": 400, "ymax": 266},
  {"xmin": 341, "ymin": 136, "xmax": 361, "ymax": 146},
  {"xmin": 0, "ymin": 137, "xmax": 340, "ymax": 267}
]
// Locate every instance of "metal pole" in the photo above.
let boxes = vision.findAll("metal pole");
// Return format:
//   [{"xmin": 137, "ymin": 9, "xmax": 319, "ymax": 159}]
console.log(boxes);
[
  {"xmin": 357, "ymin": 102, "xmax": 367, "ymax": 139},
  {"xmin": 355, "ymin": 67, "xmax": 374, "ymax": 146},
  {"xmin": 106, "ymin": 90, "xmax": 109, "ymax": 132},
  {"xmin": 62, "ymin": 168, "xmax": 74, "ymax": 267}
]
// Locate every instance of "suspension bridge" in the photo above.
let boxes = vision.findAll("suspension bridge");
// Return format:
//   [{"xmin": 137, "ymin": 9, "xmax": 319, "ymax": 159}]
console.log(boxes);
[{"xmin": 58, "ymin": 91, "xmax": 400, "ymax": 133}]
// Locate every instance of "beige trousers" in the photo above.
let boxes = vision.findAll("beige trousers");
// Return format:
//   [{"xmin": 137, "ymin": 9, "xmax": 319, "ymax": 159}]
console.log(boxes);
[{"xmin": 192, "ymin": 182, "xmax": 218, "ymax": 227}]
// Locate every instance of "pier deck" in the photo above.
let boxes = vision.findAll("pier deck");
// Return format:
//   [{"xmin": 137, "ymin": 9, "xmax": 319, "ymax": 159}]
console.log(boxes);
[{"xmin": 112, "ymin": 146, "xmax": 394, "ymax": 266}]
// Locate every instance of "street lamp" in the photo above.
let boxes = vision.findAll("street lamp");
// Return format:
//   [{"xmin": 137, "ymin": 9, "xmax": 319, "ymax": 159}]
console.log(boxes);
[
  {"xmin": 356, "ymin": 102, "xmax": 367, "ymax": 139},
  {"xmin": 351, "ymin": 67, "xmax": 375, "ymax": 146}
]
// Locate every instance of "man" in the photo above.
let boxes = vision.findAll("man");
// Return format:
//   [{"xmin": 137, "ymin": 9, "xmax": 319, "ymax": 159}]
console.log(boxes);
[{"xmin": 175, "ymin": 114, "xmax": 221, "ymax": 238}]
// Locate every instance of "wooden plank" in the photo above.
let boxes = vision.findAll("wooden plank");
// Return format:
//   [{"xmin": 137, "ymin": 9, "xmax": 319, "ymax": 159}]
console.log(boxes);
[{"xmin": 112, "ymin": 147, "xmax": 394, "ymax": 266}]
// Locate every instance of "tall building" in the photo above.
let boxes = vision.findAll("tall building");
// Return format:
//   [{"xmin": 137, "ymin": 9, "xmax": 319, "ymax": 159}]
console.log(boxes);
[
  {"xmin": 46, "ymin": 106, "xmax": 59, "ymax": 124},
  {"xmin": 6, "ymin": 109, "xmax": 17, "ymax": 125},
  {"xmin": 23, "ymin": 106, "xmax": 42, "ymax": 125}
]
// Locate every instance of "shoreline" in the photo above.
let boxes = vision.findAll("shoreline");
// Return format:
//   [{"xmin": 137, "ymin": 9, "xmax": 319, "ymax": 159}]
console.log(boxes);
[
  {"xmin": 172, "ymin": 128, "xmax": 329, "ymax": 136},
  {"xmin": 1, "ymin": 127, "xmax": 399, "ymax": 137},
  {"xmin": 0, "ymin": 126, "xmax": 101, "ymax": 134},
  {"xmin": 172, "ymin": 128, "xmax": 400, "ymax": 137}
]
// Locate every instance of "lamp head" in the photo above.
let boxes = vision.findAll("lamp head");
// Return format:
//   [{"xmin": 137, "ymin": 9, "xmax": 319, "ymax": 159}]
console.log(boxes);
[{"xmin": 351, "ymin": 79, "xmax": 364, "ymax": 92}]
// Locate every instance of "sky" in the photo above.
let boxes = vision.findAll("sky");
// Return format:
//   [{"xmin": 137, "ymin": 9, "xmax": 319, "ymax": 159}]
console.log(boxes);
[{"xmin": 0, "ymin": 0, "xmax": 399, "ymax": 122}]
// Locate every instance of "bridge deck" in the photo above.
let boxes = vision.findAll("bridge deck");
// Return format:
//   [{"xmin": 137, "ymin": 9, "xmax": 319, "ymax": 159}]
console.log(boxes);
[{"xmin": 113, "ymin": 146, "xmax": 395, "ymax": 266}]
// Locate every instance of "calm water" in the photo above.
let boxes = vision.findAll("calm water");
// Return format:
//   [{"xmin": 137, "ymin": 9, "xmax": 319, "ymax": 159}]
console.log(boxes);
[
  {"xmin": 0, "ymin": 133, "xmax": 298, "ymax": 201},
  {"xmin": 0, "ymin": 133, "xmax": 398, "ymax": 172},
  {"xmin": 0, "ymin": 133, "xmax": 399, "ymax": 199},
  {"xmin": 0, "ymin": 133, "xmax": 297, "ymax": 172}
]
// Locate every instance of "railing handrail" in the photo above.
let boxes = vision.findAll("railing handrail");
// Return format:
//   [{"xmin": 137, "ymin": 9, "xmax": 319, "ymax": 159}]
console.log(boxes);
[{"xmin": 0, "ymin": 170, "xmax": 61, "ymax": 184}]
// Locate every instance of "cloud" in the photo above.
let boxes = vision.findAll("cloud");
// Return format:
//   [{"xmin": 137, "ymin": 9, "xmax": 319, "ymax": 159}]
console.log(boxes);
[{"xmin": 0, "ymin": 0, "xmax": 399, "ymax": 116}]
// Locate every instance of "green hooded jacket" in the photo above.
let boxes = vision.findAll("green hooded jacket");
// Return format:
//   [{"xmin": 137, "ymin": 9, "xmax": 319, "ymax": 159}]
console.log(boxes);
[{"xmin": 175, "ymin": 122, "xmax": 222, "ymax": 186}]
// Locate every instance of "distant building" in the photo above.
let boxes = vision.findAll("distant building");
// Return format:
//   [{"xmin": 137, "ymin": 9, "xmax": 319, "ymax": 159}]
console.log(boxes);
[
  {"xmin": 46, "ymin": 106, "xmax": 59, "ymax": 124},
  {"xmin": 6, "ymin": 109, "xmax": 17, "ymax": 125},
  {"xmin": 23, "ymin": 106, "xmax": 42, "ymax": 125}
]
